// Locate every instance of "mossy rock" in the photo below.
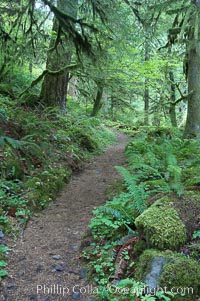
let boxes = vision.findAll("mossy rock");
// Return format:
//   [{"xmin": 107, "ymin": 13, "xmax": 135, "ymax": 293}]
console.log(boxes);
[
  {"xmin": 159, "ymin": 255, "xmax": 200, "ymax": 301},
  {"xmin": 151, "ymin": 193, "xmax": 200, "ymax": 240},
  {"xmin": 135, "ymin": 202, "xmax": 186, "ymax": 250},
  {"xmin": 135, "ymin": 249, "xmax": 200, "ymax": 301},
  {"xmin": 135, "ymin": 249, "xmax": 166, "ymax": 281}
]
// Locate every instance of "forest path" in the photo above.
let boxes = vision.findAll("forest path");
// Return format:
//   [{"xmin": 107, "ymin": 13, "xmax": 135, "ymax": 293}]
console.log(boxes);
[{"xmin": 1, "ymin": 130, "xmax": 129, "ymax": 301}]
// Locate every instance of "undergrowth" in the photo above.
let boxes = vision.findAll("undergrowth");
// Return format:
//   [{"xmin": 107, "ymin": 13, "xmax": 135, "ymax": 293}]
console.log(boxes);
[
  {"xmin": 82, "ymin": 126, "xmax": 200, "ymax": 301},
  {"xmin": 0, "ymin": 95, "xmax": 116, "ymax": 280}
]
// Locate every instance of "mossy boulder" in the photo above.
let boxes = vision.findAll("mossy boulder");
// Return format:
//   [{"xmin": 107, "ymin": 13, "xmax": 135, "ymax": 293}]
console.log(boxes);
[
  {"xmin": 159, "ymin": 256, "xmax": 200, "ymax": 301},
  {"xmin": 136, "ymin": 249, "xmax": 200, "ymax": 301},
  {"xmin": 135, "ymin": 202, "xmax": 186, "ymax": 250},
  {"xmin": 173, "ymin": 191, "xmax": 200, "ymax": 239},
  {"xmin": 149, "ymin": 193, "xmax": 200, "ymax": 240}
]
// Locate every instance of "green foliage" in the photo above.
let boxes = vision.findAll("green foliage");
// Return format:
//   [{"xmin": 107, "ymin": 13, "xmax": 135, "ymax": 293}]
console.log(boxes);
[
  {"xmin": 116, "ymin": 166, "xmax": 148, "ymax": 214},
  {"xmin": 124, "ymin": 127, "xmax": 200, "ymax": 195},
  {"xmin": 0, "ymin": 109, "xmax": 7, "ymax": 123},
  {"xmin": 192, "ymin": 230, "xmax": 200, "ymax": 240},
  {"xmin": 0, "ymin": 180, "xmax": 30, "ymax": 230},
  {"xmin": 24, "ymin": 167, "xmax": 71, "ymax": 209},
  {"xmin": 83, "ymin": 127, "xmax": 200, "ymax": 301},
  {"xmin": 0, "ymin": 245, "xmax": 8, "ymax": 281},
  {"xmin": 0, "ymin": 96, "xmax": 116, "ymax": 282}
]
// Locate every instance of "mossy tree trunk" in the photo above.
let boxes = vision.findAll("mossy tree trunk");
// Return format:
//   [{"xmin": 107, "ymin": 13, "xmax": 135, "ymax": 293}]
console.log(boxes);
[
  {"xmin": 91, "ymin": 83, "xmax": 104, "ymax": 117},
  {"xmin": 184, "ymin": 1, "xmax": 200, "ymax": 138},
  {"xmin": 40, "ymin": 0, "xmax": 77, "ymax": 112},
  {"xmin": 169, "ymin": 71, "xmax": 177, "ymax": 127},
  {"xmin": 144, "ymin": 34, "xmax": 150, "ymax": 125}
]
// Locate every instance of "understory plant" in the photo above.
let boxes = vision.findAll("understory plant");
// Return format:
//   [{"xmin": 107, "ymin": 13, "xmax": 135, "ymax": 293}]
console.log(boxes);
[
  {"xmin": 0, "ymin": 95, "xmax": 116, "ymax": 281},
  {"xmin": 83, "ymin": 127, "xmax": 200, "ymax": 301}
]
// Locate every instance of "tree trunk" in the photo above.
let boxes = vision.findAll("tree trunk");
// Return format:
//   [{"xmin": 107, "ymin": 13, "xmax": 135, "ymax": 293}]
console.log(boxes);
[
  {"xmin": 40, "ymin": 0, "xmax": 77, "ymax": 112},
  {"xmin": 169, "ymin": 71, "xmax": 177, "ymax": 127},
  {"xmin": 144, "ymin": 33, "xmax": 150, "ymax": 125},
  {"xmin": 184, "ymin": 1, "xmax": 200, "ymax": 138},
  {"xmin": 91, "ymin": 84, "xmax": 103, "ymax": 117},
  {"xmin": 40, "ymin": 62, "xmax": 70, "ymax": 111},
  {"xmin": 144, "ymin": 79, "xmax": 149, "ymax": 125}
]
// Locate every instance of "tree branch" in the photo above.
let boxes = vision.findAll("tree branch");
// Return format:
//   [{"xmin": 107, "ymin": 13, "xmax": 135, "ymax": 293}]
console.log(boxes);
[
  {"xmin": 19, "ymin": 63, "xmax": 79, "ymax": 97},
  {"xmin": 170, "ymin": 90, "xmax": 193, "ymax": 106},
  {"xmin": 123, "ymin": 0, "xmax": 144, "ymax": 25}
]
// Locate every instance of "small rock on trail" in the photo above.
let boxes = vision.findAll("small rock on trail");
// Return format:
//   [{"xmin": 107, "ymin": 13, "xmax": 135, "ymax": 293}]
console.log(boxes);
[{"xmin": 0, "ymin": 131, "xmax": 129, "ymax": 301}]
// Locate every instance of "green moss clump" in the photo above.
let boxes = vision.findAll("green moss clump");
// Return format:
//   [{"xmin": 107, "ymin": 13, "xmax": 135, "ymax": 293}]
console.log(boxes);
[
  {"xmin": 25, "ymin": 166, "xmax": 71, "ymax": 209},
  {"xmin": 159, "ymin": 256, "xmax": 200, "ymax": 301},
  {"xmin": 151, "ymin": 193, "xmax": 200, "ymax": 239},
  {"xmin": 135, "ymin": 250, "xmax": 200, "ymax": 301},
  {"xmin": 135, "ymin": 204, "xmax": 186, "ymax": 250}
]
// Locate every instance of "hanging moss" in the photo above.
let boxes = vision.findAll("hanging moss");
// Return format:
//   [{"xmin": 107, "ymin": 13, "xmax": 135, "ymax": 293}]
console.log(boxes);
[{"xmin": 135, "ymin": 203, "xmax": 187, "ymax": 250}]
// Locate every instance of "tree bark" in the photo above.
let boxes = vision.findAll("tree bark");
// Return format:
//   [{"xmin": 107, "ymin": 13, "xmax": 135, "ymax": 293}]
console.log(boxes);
[
  {"xmin": 144, "ymin": 30, "xmax": 150, "ymax": 125},
  {"xmin": 184, "ymin": 1, "xmax": 200, "ymax": 138},
  {"xmin": 91, "ymin": 84, "xmax": 104, "ymax": 117},
  {"xmin": 169, "ymin": 71, "xmax": 177, "ymax": 127},
  {"xmin": 40, "ymin": 0, "xmax": 77, "ymax": 112},
  {"xmin": 144, "ymin": 79, "xmax": 149, "ymax": 125}
]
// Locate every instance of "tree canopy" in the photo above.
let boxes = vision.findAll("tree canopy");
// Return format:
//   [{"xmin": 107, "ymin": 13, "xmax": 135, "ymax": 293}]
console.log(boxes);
[{"xmin": 1, "ymin": 0, "xmax": 200, "ymax": 135}]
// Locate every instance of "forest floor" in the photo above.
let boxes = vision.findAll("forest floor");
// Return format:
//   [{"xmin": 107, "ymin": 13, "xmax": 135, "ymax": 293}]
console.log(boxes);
[{"xmin": 0, "ymin": 130, "xmax": 129, "ymax": 301}]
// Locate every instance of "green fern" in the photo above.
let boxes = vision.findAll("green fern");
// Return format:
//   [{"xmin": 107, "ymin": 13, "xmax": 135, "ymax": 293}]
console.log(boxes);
[
  {"xmin": 117, "ymin": 231, "xmax": 138, "ymax": 245},
  {"xmin": 99, "ymin": 204, "xmax": 135, "ymax": 223},
  {"xmin": 0, "ymin": 134, "xmax": 44, "ymax": 160},
  {"xmin": 99, "ymin": 206, "xmax": 127, "ymax": 220},
  {"xmin": 0, "ymin": 109, "xmax": 7, "ymax": 122},
  {"xmin": 0, "ymin": 136, "xmax": 21, "ymax": 149},
  {"xmin": 116, "ymin": 166, "xmax": 148, "ymax": 214}
]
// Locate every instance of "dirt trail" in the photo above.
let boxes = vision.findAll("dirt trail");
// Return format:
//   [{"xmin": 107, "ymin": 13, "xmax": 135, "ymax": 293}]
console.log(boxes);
[{"xmin": 0, "ymin": 131, "xmax": 129, "ymax": 301}]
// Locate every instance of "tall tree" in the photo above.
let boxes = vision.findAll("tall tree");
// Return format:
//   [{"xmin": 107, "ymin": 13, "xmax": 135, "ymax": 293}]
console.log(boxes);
[
  {"xmin": 123, "ymin": 0, "xmax": 161, "ymax": 125},
  {"xmin": 150, "ymin": 0, "xmax": 200, "ymax": 137},
  {"xmin": 40, "ymin": 0, "xmax": 78, "ymax": 112},
  {"xmin": 184, "ymin": 0, "xmax": 200, "ymax": 138}
]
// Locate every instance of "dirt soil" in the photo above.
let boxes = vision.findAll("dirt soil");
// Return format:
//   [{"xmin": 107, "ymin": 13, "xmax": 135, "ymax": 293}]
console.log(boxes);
[{"xmin": 0, "ymin": 131, "xmax": 129, "ymax": 301}]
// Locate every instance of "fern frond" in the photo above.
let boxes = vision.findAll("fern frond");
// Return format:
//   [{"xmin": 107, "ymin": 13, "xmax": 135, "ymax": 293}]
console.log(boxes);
[
  {"xmin": 0, "ymin": 136, "xmax": 21, "ymax": 149},
  {"xmin": 99, "ymin": 207, "xmax": 124, "ymax": 220},
  {"xmin": 117, "ymin": 232, "xmax": 138, "ymax": 246},
  {"xmin": 116, "ymin": 166, "xmax": 148, "ymax": 214},
  {"xmin": 0, "ymin": 109, "xmax": 7, "ymax": 122}
]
